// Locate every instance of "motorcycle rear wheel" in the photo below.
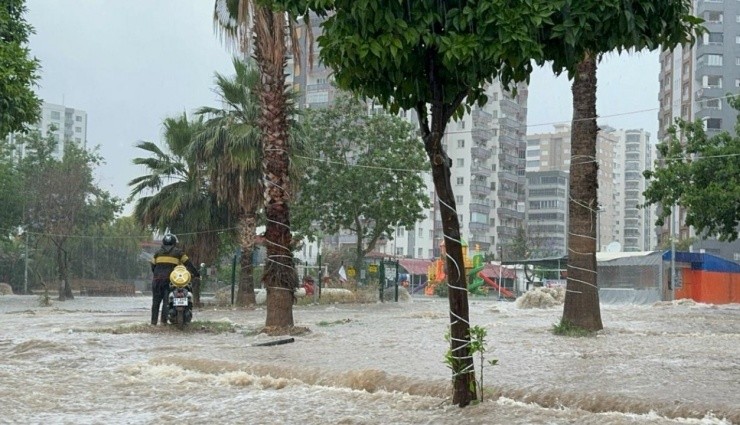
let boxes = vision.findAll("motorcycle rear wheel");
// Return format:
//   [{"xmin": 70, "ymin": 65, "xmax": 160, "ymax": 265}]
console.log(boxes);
[{"xmin": 176, "ymin": 309, "xmax": 185, "ymax": 330}]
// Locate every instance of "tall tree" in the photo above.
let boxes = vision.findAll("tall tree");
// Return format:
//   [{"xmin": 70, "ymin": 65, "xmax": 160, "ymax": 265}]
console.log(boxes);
[
  {"xmin": 0, "ymin": 0, "xmax": 41, "ymax": 139},
  {"xmin": 276, "ymin": 0, "xmax": 558, "ymax": 407},
  {"xmin": 292, "ymin": 93, "xmax": 430, "ymax": 275},
  {"xmin": 194, "ymin": 57, "xmax": 263, "ymax": 306},
  {"xmin": 213, "ymin": 0, "xmax": 308, "ymax": 329},
  {"xmin": 129, "ymin": 114, "xmax": 229, "ymax": 304},
  {"xmin": 20, "ymin": 131, "xmax": 120, "ymax": 300},
  {"xmin": 536, "ymin": 0, "xmax": 703, "ymax": 331},
  {"xmin": 643, "ymin": 96, "xmax": 740, "ymax": 242}
]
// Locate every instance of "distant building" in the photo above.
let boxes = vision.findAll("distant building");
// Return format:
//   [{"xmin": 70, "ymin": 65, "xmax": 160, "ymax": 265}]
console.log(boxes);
[
  {"xmin": 6, "ymin": 102, "xmax": 88, "ymax": 159},
  {"xmin": 525, "ymin": 170, "xmax": 569, "ymax": 257},
  {"xmin": 526, "ymin": 125, "xmax": 656, "ymax": 253},
  {"xmin": 657, "ymin": 0, "xmax": 740, "ymax": 261},
  {"xmin": 289, "ymin": 15, "xmax": 528, "ymax": 261}
]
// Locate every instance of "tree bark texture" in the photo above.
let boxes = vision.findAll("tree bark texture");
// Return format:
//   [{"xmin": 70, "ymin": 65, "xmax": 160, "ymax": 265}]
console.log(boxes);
[
  {"xmin": 418, "ymin": 100, "xmax": 476, "ymax": 407},
  {"xmin": 563, "ymin": 53, "xmax": 603, "ymax": 331},
  {"xmin": 254, "ymin": 6, "xmax": 296, "ymax": 328},
  {"xmin": 237, "ymin": 214, "xmax": 258, "ymax": 306}
]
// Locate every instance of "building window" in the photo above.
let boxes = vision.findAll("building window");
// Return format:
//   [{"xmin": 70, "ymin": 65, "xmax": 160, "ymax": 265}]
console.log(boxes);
[
  {"xmin": 457, "ymin": 139, "xmax": 465, "ymax": 148},
  {"xmin": 417, "ymin": 248, "xmax": 423, "ymax": 258},
  {"xmin": 705, "ymin": 118, "xmax": 722, "ymax": 130},
  {"xmin": 706, "ymin": 32, "xmax": 724, "ymax": 44},
  {"xmin": 736, "ymin": 36, "xmax": 740, "ymax": 44},
  {"xmin": 491, "ymin": 129, "xmax": 498, "ymax": 136},
  {"xmin": 456, "ymin": 177, "xmax": 464, "ymax": 185},
  {"xmin": 75, "ymin": 126, "xmax": 82, "ymax": 132},
  {"xmin": 704, "ymin": 75, "xmax": 723, "ymax": 88},
  {"xmin": 456, "ymin": 158, "xmax": 464, "ymax": 167},
  {"xmin": 50, "ymin": 111, "xmax": 61, "ymax": 119},
  {"xmin": 75, "ymin": 116, "xmax": 82, "ymax": 122},
  {"xmin": 457, "ymin": 120, "xmax": 466, "ymax": 130},
  {"xmin": 699, "ymin": 54, "xmax": 723, "ymax": 66},
  {"xmin": 429, "ymin": 230, "xmax": 433, "ymax": 239},
  {"xmin": 418, "ymin": 228, "xmax": 423, "ymax": 238},
  {"xmin": 396, "ymin": 247, "xmax": 404, "ymax": 256},
  {"xmin": 307, "ymin": 91, "xmax": 328, "ymax": 103},
  {"xmin": 492, "ymin": 93, "xmax": 498, "ymax": 101},
  {"xmin": 737, "ymin": 57, "xmax": 740, "ymax": 66},
  {"xmin": 456, "ymin": 195, "xmax": 463, "ymax": 204},
  {"xmin": 736, "ymin": 79, "xmax": 740, "ymax": 88},
  {"xmin": 75, "ymin": 137, "xmax": 81, "ymax": 143},
  {"xmin": 704, "ymin": 11, "xmax": 722, "ymax": 23},
  {"xmin": 492, "ymin": 110, "xmax": 498, "ymax": 118},
  {"xmin": 705, "ymin": 99, "xmax": 721, "ymax": 109}
]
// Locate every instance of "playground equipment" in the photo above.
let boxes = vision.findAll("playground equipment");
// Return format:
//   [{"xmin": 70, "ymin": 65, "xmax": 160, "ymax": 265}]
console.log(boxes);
[
  {"xmin": 426, "ymin": 240, "xmax": 482, "ymax": 296},
  {"xmin": 426, "ymin": 242, "xmax": 515, "ymax": 298}
]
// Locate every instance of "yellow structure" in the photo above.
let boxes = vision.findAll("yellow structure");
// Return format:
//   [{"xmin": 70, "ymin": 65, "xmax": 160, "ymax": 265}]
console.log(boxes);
[{"xmin": 425, "ymin": 240, "xmax": 473, "ymax": 295}]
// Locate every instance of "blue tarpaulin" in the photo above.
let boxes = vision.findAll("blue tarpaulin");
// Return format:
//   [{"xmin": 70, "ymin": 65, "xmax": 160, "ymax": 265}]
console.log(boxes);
[{"xmin": 661, "ymin": 251, "xmax": 740, "ymax": 273}]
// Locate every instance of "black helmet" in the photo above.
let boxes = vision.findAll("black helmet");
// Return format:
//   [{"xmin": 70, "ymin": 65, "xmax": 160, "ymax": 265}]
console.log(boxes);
[{"xmin": 162, "ymin": 234, "xmax": 178, "ymax": 246}]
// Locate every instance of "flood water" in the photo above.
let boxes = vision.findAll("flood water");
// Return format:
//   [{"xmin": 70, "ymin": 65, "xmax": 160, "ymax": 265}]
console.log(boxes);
[{"xmin": 1, "ymin": 294, "xmax": 738, "ymax": 424}]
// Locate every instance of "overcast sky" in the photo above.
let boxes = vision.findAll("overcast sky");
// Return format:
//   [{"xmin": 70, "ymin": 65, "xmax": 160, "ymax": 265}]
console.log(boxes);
[{"xmin": 26, "ymin": 0, "xmax": 660, "ymax": 213}]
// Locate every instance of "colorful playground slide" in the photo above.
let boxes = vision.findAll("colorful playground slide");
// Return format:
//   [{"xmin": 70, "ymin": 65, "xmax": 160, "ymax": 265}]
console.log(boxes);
[{"xmin": 478, "ymin": 272, "xmax": 515, "ymax": 299}]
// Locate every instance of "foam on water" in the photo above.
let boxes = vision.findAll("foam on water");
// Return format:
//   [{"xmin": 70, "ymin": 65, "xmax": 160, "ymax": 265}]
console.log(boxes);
[{"xmin": 1, "ymin": 294, "xmax": 738, "ymax": 424}]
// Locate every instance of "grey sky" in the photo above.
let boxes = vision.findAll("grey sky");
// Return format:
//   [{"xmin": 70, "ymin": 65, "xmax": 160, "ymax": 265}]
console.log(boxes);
[{"xmin": 26, "ymin": 1, "xmax": 661, "ymax": 214}]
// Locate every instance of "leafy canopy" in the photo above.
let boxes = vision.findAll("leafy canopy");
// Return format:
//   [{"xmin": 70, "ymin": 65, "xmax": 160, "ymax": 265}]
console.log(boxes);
[
  {"xmin": 538, "ymin": 0, "xmax": 702, "ymax": 77},
  {"xmin": 0, "ymin": 0, "xmax": 41, "ymax": 138},
  {"xmin": 642, "ymin": 96, "xmax": 740, "ymax": 242},
  {"xmin": 273, "ymin": 0, "xmax": 558, "ymax": 116},
  {"xmin": 292, "ymin": 93, "xmax": 430, "ymax": 255}
]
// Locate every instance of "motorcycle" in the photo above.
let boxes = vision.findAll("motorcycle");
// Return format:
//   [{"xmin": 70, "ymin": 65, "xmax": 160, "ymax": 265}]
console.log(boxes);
[{"xmin": 167, "ymin": 265, "xmax": 194, "ymax": 329}]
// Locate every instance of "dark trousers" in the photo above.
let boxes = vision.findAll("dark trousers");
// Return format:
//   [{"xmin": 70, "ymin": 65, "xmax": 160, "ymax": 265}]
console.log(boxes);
[{"xmin": 151, "ymin": 277, "xmax": 170, "ymax": 325}]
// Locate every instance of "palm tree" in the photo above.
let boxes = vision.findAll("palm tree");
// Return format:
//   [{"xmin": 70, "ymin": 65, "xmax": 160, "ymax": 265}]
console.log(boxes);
[
  {"xmin": 193, "ymin": 57, "xmax": 262, "ymax": 306},
  {"xmin": 213, "ymin": 0, "xmax": 307, "ymax": 328},
  {"xmin": 129, "ymin": 113, "xmax": 231, "ymax": 304}
]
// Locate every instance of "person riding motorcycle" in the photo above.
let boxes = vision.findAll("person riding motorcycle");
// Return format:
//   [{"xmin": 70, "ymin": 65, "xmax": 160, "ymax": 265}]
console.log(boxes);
[{"xmin": 150, "ymin": 234, "xmax": 200, "ymax": 325}]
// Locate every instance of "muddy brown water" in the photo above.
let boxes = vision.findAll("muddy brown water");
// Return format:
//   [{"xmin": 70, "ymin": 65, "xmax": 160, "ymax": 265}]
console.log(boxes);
[{"xmin": 1, "ymin": 295, "xmax": 737, "ymax": 424}]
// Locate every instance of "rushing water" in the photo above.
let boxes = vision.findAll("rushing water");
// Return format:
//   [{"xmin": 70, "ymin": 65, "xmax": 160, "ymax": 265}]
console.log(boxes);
[{"xmin": 1, "ymin": 294, "xmax": 738, "ymax": 425}]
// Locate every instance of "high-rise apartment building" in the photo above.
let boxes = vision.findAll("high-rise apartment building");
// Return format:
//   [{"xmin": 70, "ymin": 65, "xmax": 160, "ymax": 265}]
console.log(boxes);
[
  {"xmin": 657, "ymin": 0, "xmax": 740, "ymax": 260},
  {"xmin": 526, "ymin": 125, "xmax": 656, "ymax": 253},
  {"xmin": 6, "ymin": 102, "xmax": 88, "ymax": 159},
  {"xmin": 289, "ymin": 17, "xmax": 528, "ymax": 262}
]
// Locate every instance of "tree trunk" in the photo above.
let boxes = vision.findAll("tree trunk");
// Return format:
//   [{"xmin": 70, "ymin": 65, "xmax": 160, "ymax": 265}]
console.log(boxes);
[
  {"xmin": 55, "ymin": 243, "xmax": 73, "ymax": 301},
  {"xmin": 563, "ymin": 53, "xmax": 603, "ymax": 331},
  {"xmin": 236, "ymin": 214, "xmax": 257, "ymax": 306},
  {"xmin": 417, "ymin": 101, "xmax": 476, "ymax": 407},
  {"xmin": 254, "ymin": 6, "xmax": 296, "ymax": 329}
]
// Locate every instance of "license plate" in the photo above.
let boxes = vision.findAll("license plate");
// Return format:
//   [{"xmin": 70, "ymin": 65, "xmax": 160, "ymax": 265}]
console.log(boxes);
[{"xmin": 173, "ymin": 297, "xmax": 188, "ymax": 307}]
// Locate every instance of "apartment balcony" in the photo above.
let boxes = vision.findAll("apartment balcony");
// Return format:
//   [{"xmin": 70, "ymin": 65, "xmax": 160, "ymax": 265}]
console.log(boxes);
[
  {"xmin": 472, "ymin": 127, "xmax": 493, "ymax": 142},
  {"xmin": 498, "ymin": 190, "xmax": 520, "ymax": 203},
  {"xmin": 498, "ymin": 170, "xmax": 519, "ymax": 184},
  {"xmin": 496, "ymin": 226, "xmax": 519, "ymax": 238},
  {"xmin": 469, "ymin": 222, "xmax": 488, "ymax": 233},
  {"xmin": 471, "ymin": 145, "xmax": 492, "ymax": 160},
  {"xmin": 498, "ymin": 116, "xmax": 521, "ymax": 130},
  {"xmin": 472, "ymin": 109, "xmax": 493, "ymax": 127},
  {"xmin": 497, "ymin": 206, "xmax": 525, "ymax": 220},
  {"xmin": 470, "ymin": 201, "xmax": 491, "ymax": 215},
  {"xmin": 498, "ymin": 151, "xmax": 520, "ymax": 166},
  {"xmin": 471, "ymin": 164, "xmax": 492, "ymax": 177},
  {"xmin": 470, "ymin": 183, "xmax": 490, "ymax": 196},
  {"xmin": 307, "ymin": 82, "xmax": 332, "ymax": 92},
  {"xmin": 498, "ymin": 132, "xmax": 519, "ymax": 146},
  {"xmin": 468, "ymin": 239, "xmax": 491, "ymax": 252}
]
